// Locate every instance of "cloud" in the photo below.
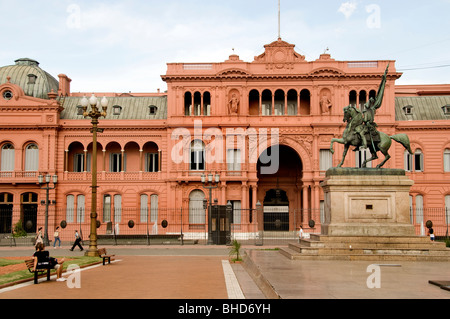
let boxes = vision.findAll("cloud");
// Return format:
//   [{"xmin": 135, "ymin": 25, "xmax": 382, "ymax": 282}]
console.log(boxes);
[{"xmin": 338, "ymin": 1, "xmax": 358, "ymax": 19}]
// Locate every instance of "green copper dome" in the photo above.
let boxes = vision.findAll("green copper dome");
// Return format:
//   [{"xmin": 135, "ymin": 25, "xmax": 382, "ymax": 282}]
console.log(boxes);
[{"xmin": 0, "ymin": 58, "xmax": 59, "ymax": 99}]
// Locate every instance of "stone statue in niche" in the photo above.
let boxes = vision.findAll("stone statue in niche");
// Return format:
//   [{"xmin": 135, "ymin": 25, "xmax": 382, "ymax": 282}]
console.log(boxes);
[
  {"xmin": 319, "ymin": 89, "xmax": 332, "ymax": 114},
  {"xmin": 228, "ymin": 93, "xmax": 240, "ymax": 115}
]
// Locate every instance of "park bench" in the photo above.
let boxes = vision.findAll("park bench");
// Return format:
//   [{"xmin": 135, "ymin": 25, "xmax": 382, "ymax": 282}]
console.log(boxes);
[
  {"xmin": 25, "ymin": 259, "xmax": 51, "ymax": 284},
  {"xmin": 98, "ymin": 248, "xmax": 115, "ymax": 265}
]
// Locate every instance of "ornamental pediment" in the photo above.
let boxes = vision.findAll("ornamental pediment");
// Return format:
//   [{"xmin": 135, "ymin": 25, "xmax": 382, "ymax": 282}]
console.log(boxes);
[
  {"xmin": 216, "ymin": 68, "xmax": 252, "ymax": 78},
  {"xmin": 308, "ymin": 67, "xmax": 345, "ymax": 77},
  {"xmin": 253, "ymin": 38, "xmax": 306, "ymax": 65}
]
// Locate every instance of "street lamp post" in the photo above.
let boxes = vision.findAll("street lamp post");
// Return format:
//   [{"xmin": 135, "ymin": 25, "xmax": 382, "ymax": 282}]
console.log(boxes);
[
  {"xmin": 201, "ymin": 173, "xmax": 220, "ymax": 245},
  {"xmin": 38, "ymin": 174, "xmax": 57, "ymax": 246},
  {"xmin": 81, "ymin": 94, "xmax": 108, "ymax": 257}
]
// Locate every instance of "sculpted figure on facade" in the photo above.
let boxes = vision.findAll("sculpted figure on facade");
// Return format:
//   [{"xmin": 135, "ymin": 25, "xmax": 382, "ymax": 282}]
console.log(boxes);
[
  {"xmin": 319, "ymin": 89, "xmax": 332, "ymax": 114},
  {"xmin": 228, "ymin": 93, "xmax": 240, "ymax": 115}
]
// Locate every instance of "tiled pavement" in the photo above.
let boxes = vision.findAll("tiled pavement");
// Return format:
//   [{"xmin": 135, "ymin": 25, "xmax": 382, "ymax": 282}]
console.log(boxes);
[{"xmin": 1, "ymin": 245, "xmax": 450, "ymax": 300}]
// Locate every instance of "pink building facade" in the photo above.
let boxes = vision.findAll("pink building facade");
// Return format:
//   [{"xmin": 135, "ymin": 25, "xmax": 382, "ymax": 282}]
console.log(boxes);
[{"xmin": 0, "ymin": 39, "xmax": 449, "ymax": 243}]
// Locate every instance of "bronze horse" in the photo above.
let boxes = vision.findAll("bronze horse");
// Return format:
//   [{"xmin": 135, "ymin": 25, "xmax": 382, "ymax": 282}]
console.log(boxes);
[{"xmin": 330, "ymin": 105, "xmax": 412, "ymax": 168}]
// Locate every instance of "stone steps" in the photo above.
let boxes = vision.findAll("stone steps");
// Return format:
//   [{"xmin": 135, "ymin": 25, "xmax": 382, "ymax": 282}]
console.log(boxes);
[{"xmin": 279, "ymin": 235, "xmax": 450, "ymax": 261}]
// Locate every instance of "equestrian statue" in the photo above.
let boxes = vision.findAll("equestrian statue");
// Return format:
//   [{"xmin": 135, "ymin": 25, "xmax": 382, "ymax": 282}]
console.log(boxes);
[{"xmin": 330, "ymin": 64, "xmax": 413, "ymax": 168}]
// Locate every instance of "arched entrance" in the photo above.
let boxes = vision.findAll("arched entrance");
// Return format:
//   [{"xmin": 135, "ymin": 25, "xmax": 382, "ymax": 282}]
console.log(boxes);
[{"xmin": 257, "ymin": 145, "xmax": 303, "ymax": 231}]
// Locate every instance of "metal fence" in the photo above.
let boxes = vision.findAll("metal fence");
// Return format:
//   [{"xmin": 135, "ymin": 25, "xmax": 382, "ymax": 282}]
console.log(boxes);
[{"xmin": 0, "ymin": 206, "xmax": 449, "ymax": 247}]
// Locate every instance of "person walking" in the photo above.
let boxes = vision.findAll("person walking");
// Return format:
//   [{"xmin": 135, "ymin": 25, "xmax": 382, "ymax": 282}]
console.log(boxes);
[
  {"xmin": 70, "ymin": 230, "xmax": 83, "ymax": 251},
  {"xmin": 35, "ymin": 227, "xmax": 43, "ymax": 249},
  {"xmin": 53, "ymin": 226, "xmax": 61, "ymax": 248}
]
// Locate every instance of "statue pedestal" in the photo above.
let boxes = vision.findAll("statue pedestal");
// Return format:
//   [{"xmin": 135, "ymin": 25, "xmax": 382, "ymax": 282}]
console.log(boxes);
[{"xmin": 320, "ymin": 168, "xmax": 415, "ymax": 236}]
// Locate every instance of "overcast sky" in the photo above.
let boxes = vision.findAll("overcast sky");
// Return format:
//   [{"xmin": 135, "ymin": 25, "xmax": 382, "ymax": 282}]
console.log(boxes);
[{"xmin": 1, "ymin": 0, "xmax": 449, "ymax": 93}]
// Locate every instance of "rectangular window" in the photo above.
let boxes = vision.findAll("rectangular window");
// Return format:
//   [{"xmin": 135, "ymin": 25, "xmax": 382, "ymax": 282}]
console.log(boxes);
[
  {"xmin": 74, "ymin": 153, "xmax": 84, "ymax": 172},
  {"xmin": 66, "ymin": 195, "xmax": 75, "ymax": 223},
  {"xmin": 287, "ymin": 103, "xmax": 297, "ymax": 115},
  {"xmin": 140, "ymin": 194, "xmax": 148, "ymax": 223},
  {"xmin": 444, "ymin": 150, "xmax": 450, "ymax": 172},
  {"xmin": 415, "ymin": 195, "xmax": 423, "ymax": 224},
  {"xmin": 114, "ymin": 194, "xmax": 122, "ymax": 223},
  {"xmin": 227, "ymin": 149, "xmax": 241, "ymax": 171},
  {"xmin": 146, "ymin": 153, "xmax": 159, "ymax": 172},
  {"xmin": 231, "ymin": 200, "xmax": 241, "ymax": 225},
  {"xmin": 25, "ymin": 146, "xmax": 39, "ymax": 171},
  {"xmin": 320, "ymin": 149, "xmax": 333, "ymax": 171},
  {"xmin": 103, "ymin": 195, "xmax": 111, "ymax": 222},
  {"xmin": 414, "ymin": 151, "xmax": 423, "ymax": 172},
  {"xmin": 77, "ymin": 195, "xmax": 85, "ymax": 223},
  {"xmin": 203, "ymin": 104, "xmax": 211, "ymax": 116},
  {"xmin": 404, "ymin": 152, "xmax": 413, "ymax": 172},
  {"xmin": 274, "ymin": 103, "xmax": 284, "ymax": 115},
  {"xmin": 193, "ymin": 104, "xmax": 201, "ymax": 116},
  {"xmin": 320, "ymin": 200, "xmax": 325, "ymax": 224},
  {"xmin": 262, "ymin": 103, "xmax": 271, "ymax": 116},
  {"xmin": 1, "ymin": 146, "xmax": 14, "ymax": 171},
  {"xmin": 110, "ymin": 153, "xmax": 125, "ymax": 172},
  {"xmin": 190, "ymin": 150, "xmax": 204, "ymax": 170},
  {"xmin": 150, "ymin": 194, "xmax": 158, "ymax": 223}
]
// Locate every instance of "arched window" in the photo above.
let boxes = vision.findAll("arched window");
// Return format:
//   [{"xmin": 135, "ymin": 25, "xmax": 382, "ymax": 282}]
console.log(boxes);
[
  {"xmin": 274, "ymin": 90, "xmax": 285, "ymax": 115},
  {"xmin": 349, "ymin": 90, "xmax": 357, "ymax": 107},
  {"xmin": 359, "ymin": 90, "xmax": 367, "ymax": 109},
  {"xmin": 190, "ymin": 140, "xmax": 205, "ymax": 171},
  {"xmin": 1, "ymin": 143, "xmax": 15, "ymax": 171},
  {"xmin": 287, "ymin": 90, "xmax": 298, "ymax": 115},
  {"xmin": 193, "ymin": 92, "xmax": 202, "ymax": 116},
  {"xmin": 248, "ymin": 89, "xmax": 259, "ymax": 115},
  {"xmin": 203, "ymin": 92, "xmax": 211, "ymax": 116},
  {"xmin": 299, "ymin": 89, "xmax": 310, "ymax": 115},
  {"xmin": 25, "ymin": 143, "xmax": 39, "ymax": 171},
  {"xmin": 184, "ymin": 92, "xmax": 192, "ymax": 116},
  {"xmin": 189, "ymin": 190, "xmax": 205, "ymax": 224},
  {"xmin": 261, "ymin": 90, "xmax": 272, "ymax": 115}
]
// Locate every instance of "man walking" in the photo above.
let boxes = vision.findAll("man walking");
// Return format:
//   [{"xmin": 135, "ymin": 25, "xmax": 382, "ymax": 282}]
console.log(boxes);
[{"xmin": 70, "ymin": 230, "xmax": 83, "ymax": 251}]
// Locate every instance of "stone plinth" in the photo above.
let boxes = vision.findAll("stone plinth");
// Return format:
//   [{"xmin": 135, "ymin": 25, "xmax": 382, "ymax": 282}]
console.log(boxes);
[{"xmin": 320, "ymin": 168, "xmax": 415, "ymax": 236}]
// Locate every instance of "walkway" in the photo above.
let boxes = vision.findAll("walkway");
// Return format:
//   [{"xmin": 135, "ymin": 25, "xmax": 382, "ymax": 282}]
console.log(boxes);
[
  {"xmin": 0, "ymin": 245, "xmax": 263, "ymax": 299},
  {"xmin": 1, "ymin": 245, "xmax": 450, "ymax": 299}
]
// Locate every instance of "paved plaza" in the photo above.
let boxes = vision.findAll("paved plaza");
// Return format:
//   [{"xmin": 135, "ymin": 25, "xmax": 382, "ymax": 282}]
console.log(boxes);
[{"xmin": 0, "ymin": 245, "xmax": 449, "ymax": 300}]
